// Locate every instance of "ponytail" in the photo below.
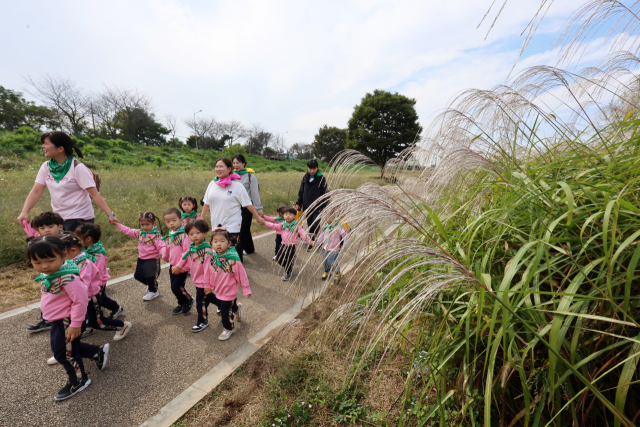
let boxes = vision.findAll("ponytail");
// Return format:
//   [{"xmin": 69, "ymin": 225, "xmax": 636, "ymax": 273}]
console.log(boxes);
[{"xmin": 41, "ymin": 131, "xmax": 84, "ymax": 159}]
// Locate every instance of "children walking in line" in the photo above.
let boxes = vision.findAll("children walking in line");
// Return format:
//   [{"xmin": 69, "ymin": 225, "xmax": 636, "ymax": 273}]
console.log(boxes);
[
  {"xmin": 173, "ymin": 220, "xmax": 215, "ymax": 332},
  {"xmin": 113, "ymin": 212, "xmax": 164, "ymax": 301},
  {"xmin": 161, "ymin": 207, "xmax": 195, "ymax": 315},
  {"xmin": 59, "ymin": 234, "xmax": 131, "ymax": 343},
  {"xmin": 263, "ymin": 206, "xmax": 287, "ymax": 261},
  {"xmin": 317, "ymin": 216, "xmax": 347, "ymax": 284},
  {"xmin": 209, "ymin": 226, "xmax": 251, "ymax": 341},
  {"xmin": 264, "ymin": 207, "xmax": 314, "ymax": 281},
  {"xmin": 179, "ymin": 196, "xmax": 200, "ymax": 227},
  {"xmin": 75, "ymin": 223, "xmax": 123, "ymax": 319},
  {"xmin": 29, "ymin": 236, "xmax": 110, "ymax": 401}
]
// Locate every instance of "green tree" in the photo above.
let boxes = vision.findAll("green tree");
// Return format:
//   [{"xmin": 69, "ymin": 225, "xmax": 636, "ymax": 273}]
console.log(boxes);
[
  {"xmin": 0, "ymin": 85, "xmax": 58, "ymax": 131},
  {"xmin": 186, "ymin": 135, "xmax": 224, "ymax": 151},
  {"xmin": 346, "ymin": 89, "xmax": 422, "ymax": 169},
  {"xmin": 312, "ymin": 125, "xmax": 346, "ymax": 162}
]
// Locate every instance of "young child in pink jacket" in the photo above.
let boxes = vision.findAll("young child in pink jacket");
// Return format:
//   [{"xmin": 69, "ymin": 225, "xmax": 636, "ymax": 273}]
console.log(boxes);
[
  {"xmin": 209, "ymin": 226, "xmax": 251, "ymax": 341},
  {"xmin": 173, "ymin": 220, "xmax": 214, "ymax": 333},
  {"xmin": 317, "ymin": 214, "xmax": 348, "ymax": 284},
  {"xmin": 263, "ymin": 207, "xmax": 313, "ymax": 281},
  {"xmin": 262, "ymin": 205, "xmax": 287, "ymax": 260},
  {"xmin": 161, "ymin": 207, "xmax": 194, "ymax": 315},
  {"xmin": 113, "ymin": 212, "xmax": 164, "ymax": 301},
  {"xmin": 28, "ymin": 236, "xmax": 109, "ymax": 401}
]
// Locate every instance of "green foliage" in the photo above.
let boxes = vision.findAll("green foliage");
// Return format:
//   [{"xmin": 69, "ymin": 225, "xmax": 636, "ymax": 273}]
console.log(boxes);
[
  {"xmin": 223, "ymin": 143, "xmax": 246, "ymax": 159},
  {"xmin": 312, "ymin": 125, "xmax": 346, "ymax": 162},
  {"xmin": 155, "ymin": 156, "xmax": 165, "ymax": 167},
  {"xmin": 0, "ymin": 86, "xmax": 58, "ymax": 131}
]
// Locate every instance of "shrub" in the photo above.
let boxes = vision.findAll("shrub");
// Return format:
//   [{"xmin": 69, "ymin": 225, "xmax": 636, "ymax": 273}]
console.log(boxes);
[
  {"xmin": 155, "ymin": 156, "xmax": 165, "ymax": 167},
  {"xmin": 82, "ymin": 144, "xmax": 100, "ymax": 156},
  {"xmin": 113, "ymin": 139, "xmax": 132, "ymax": 151},
  {"xmin": 144, "ymin": 155, "xmax": 155, "ymax": 162},
  {"xmin": 92, "ymin": 138, "xmax": 110, "ymax": 148},
  {"xmin": 278, "ymin": 165, "xmax": 287, "ymax": 172},
  {"xmin": 111, "ymin": 155, "xmax": 124, "ymax": 164}
]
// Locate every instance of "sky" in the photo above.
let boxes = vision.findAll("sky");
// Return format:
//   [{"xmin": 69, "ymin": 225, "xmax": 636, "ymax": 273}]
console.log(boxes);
[{"xmin": 0, "ymin": 0, "xmax": 593, "ymax": 147}]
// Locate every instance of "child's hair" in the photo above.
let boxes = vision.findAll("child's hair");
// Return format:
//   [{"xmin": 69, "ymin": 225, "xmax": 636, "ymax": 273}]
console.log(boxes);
[
  {"xmin": 283, "ymin": 207, "xmax": 298, "ymax": 216},
  {"xmin": 27, "ymin": 236, "xmax": 66, "ymax": 260},
  {"xmin": 75, "ymin": 223, "xmax": 102, "ymax": 243},
  {"xmin": 211, "ymin": 224, "xmax": 233, "ymax": 243},
  {"xmin": 185, "ymin": 219, "xmax": 210, "ymax": 235},
  {"xmin": 277, "ymin": 205, "xmax": 287, "ymax": 215},
  {"xmin": 164, "ymin": 207, "xmax": 182, "ymax": 218},
  {"xmin": 60, "ymin": 233, "xmax": 83, "ymax": 251},
  {"xmin": 139, "ymin": 211, "xmax": 163, "ymax": 234},
  {"xmin": 178, "ymin": 196, "xmax": 198, "ymax": 212},
  {"xmin": 31, "ymin": 211, "xmax": 64, "ymax": 229}
]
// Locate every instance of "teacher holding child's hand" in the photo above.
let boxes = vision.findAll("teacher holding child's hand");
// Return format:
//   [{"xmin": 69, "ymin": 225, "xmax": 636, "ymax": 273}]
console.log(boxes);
[
  {"xmin": 17, "ymin": 131, "xmax": 119, "ymax": 231},
  {"xmin": 201, "ymin": 157, "xmax": 265, "ymax": 262}
]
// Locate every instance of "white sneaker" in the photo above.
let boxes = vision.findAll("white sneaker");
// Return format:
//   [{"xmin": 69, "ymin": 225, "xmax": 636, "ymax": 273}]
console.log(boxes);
[
  {"xmin": 113, "ymin": 321, "xmax": 132, "ymax": 341},
  {"xmin": 143, "ymin": 291, "xmax": 159, "ymax": 301},
  {"xmin": 236, "ymin": 303, "xmax": 243, "ymax": 322},
  {"xmin": 47, "ymin": 356, "xmax": 58, "ymax": 365},
  {"xmin": 243, "ymin": 250, "xmax": 248, "ymax": 255},
  {"xmin": 218, "ymin": 329, "xmax": 234, "ymax": 341}
]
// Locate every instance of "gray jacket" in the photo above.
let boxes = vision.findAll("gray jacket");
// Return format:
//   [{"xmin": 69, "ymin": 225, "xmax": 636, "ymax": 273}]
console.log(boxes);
[{"xmin": 239, "ymin": 173, "xmax": 263, "ymax": 213}]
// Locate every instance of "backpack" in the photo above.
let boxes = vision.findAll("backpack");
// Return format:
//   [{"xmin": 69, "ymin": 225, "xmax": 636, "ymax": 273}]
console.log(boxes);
[{"xmin": 73, "ymin": 159, "xmax": 101, "ymax": 193}]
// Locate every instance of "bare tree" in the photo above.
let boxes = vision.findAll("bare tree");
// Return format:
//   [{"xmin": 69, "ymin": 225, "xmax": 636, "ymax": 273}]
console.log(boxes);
[
  {"xmin": 183, "ymin": 115, "xmax": 217, "ymax": 141},
  {"xmin": 23, "ymin": 74, "xmax": 90, "ymax": 135},
  {"xmin": 272, "ymin": 133, "xmax": 286, "ymax": 154},
  {"xmin": 219, "ymin": 119, "xmax": 247, "ymax": 148},
  {"xmin": 165, "ymin": 113, "xmax": 178, "ymax": 145},
  {"xmin": 96, "ymin": 85, "xmax": 154, "ymax": 142}
]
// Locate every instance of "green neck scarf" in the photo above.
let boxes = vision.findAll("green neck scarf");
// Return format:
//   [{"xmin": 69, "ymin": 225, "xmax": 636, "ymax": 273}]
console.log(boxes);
[
  {"xmin": 309, "ymin": 171, "xmax": 323, "ymax": 180},
  {"xmin": 322, "ymin": 223, "xmax": 336, "ymax": 233},
  {"xmin": 182, "ymin": 241, "xmax": 211, "ymax": 260},
  {"xmin": 213, "ymin": 246, "xmax": 241, "ymax": 267},
  {"xmin": 140, "ymin": 226, "xmax": 160, "ymax": 237},
  {"xmin": 35, "ymin": 260, "xmax": 79, "ymax": 291},
  {"xmin": 74, "ymin": 252, "xmax": 96, "ymax": 263},
  {"xmin": 85, "ymin": 241, "xmax": 107, "ymax": 257},
  {"xmin": 181, "ymin": 211, "xmax": 197, "ymax": 219},
  {"xmin": 235, "ymin": 168, "xmax": 248, "ymax": 175},
  {"xmin": 48, "ymin": 157, "xmax": 73, "ymax": 183},
  {"xmin": 282, "ymin": 219, "xmax": 297, "ymax": 232},
  {"xmin": 162, "ymin": 225, "xmax": 185, "ymax": 241},
  {"xmin": 275, "ymin": 215, "xmax": 284, "ymax": 221}
]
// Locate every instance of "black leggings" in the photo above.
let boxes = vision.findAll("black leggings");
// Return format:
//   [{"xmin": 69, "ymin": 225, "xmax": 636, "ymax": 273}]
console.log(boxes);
[
  {"xmin": 99, "ymin": 285, "xmax": 120, "ymax": 312},
  {"xmin": 195, "ymin": 287, "xmax": 215, "ymax": 324},
  {"xmin": 277, "ymin": 244, "xmax": 296, "ymax": 275},
  {"xmin": 236, "ymin": 207, "xmax": 255, "ymax": 255},
  {"xmin": 134, "ymin": 258, "xmax": 161, "ymax": 292},
  {"xmin": 86, "ymin": 295, "xmax": 124, "ymax": 331},
  {"xmin": 169, "ymin": 268, "xmax": 191, "ymax": 306},
  {"xmin": 63, "ymin": 218, "xmax": 94, "ymax": 233},
  {"xmin": 50, "ymin": 318, "xmax": 99, "ymax": 385},
  {"xmin": 216, "ymin": 298, "xmax": 238, "ymax": 330}
]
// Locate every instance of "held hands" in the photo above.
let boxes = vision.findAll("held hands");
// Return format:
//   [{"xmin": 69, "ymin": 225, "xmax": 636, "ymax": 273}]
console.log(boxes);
[
  {"xmin": 17, "ymin": 212, "xmax": 29, "ymax": 222},
  {"xmin": 65, "ymin": 326, "xmax": 81, "ymax": 342},
  {"xmin": 108, "ymin": 216, "xmax": 120, "ymax": 225},
  {"xmin": 171, "ymin": 266, "xmax": 181, "ymax": 274},
  {"xmin": 257, "ymin": 216, "xmax": 266, "ymax": 226}
]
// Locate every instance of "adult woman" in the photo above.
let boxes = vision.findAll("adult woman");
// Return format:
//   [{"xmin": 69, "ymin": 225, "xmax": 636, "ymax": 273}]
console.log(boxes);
[
  {"xmin": 232, "ymin": 154, "xmax": 263, "ymax": 256},
  {"xmin": 17, "ymin": 131, "xmax": 119, "ymax": 231},
  {"xmin": 294, "ymin": 159, "xmax": 328, "ymax": 250},
  {"xmin": 201, "ymin": 158, "xmax": 265, "ymax": 262}
]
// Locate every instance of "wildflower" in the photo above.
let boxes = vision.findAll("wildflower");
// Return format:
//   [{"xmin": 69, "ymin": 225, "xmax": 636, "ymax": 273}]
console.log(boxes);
[{"xmin": 309, "ymin": 404, "xmax": 312, "ymax": 408}]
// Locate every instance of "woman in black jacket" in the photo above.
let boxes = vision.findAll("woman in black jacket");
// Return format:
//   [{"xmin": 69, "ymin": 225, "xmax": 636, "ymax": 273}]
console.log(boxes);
[{"xmin": 294, "ymin": 159, "xmax": 328, "ymax": 248}]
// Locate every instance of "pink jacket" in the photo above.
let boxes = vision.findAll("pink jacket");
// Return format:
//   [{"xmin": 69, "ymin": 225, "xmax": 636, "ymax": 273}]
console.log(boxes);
[
  {"xmin": 40, "ymin": 275, "xmax": 88, "ymax": 328},
  {"xmin": 93, "ymin": 253, "xmax": 110, "ymax": 287},
  {"xmin": 262, "ymin": 215, "xmax": 283, "ymax": 223},
  {"xmin": 317, "ymin": 227, "xmax": 347, "ymax": 252},
  {"xmin": 117, "ymin": 224, "xmax": 163, "ymax": 260},
  {"xmin": 264, "ymin": 221, "xmax": 312, "ymax": 246},
  {"xmin": 209, "ymin": 258, "xmax": 251, "ymax": 301},
  {"xmin": 76, "ymin": 256, "xmax": 101, "ymax": 297},
  {"xmin": 161, "ymin": 232, "xmax": 192, "ymax": 269},
  {"xmin": 177, "ymin": 247, "xmax": 214, "ymax": 288},
  {"xmin": 21, "ymin": 220, "xmax": 40, "ymax": 237},
  {"xmin": 182, "ymin": 213, "xmax": 200, "ymax": 227}
]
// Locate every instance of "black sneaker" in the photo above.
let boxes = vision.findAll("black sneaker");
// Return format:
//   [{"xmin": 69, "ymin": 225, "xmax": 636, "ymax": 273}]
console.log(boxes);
[
  {"xmin": 94, "ymin": 344, "xmax": 109, "ymax": 371},
  {"xmin": 171, "ymin": 305, "xmax": 183, "ymax": 315},
  {"xmin": 191, "ymin": 322, "xmax": 208, "ymax": 333},
  {"xmin": 81, "ymin": 328, "xmax": 94, "ymax": 338},
  {"xmin": 182, "ymin": 297, "xmax": 195, "ymax": 315},
  {"xmin": 109, "ymin": 306, "xmax": 123, "ymax": 320},
  {"xmin": 27, "ymin": 320, "xmax": 51, "ymax": 333},
  {"xmin": 54, "ymin": 378, "xmax": 91, "ymax": 401}
]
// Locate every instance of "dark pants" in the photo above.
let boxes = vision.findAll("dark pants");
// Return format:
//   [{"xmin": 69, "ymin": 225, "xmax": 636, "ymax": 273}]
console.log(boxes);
[
  {"xmin": 277, "ymin": 244, "xmax": 296, "ymax": 275},
  {"xmin": 86, "ymin": 295, "xmax": 123, "ymax": 331},
  {"xmin": 215, "ymin": 298, "xmax": 238, "ymax": 330},
  {"xmin": 99, "ymin": 285, "xmax": 119, "ymax": 312},
  {"xmin": 169, "ymin": 268, "xmax": 191, "ymax": 306},
  {"xmin": 50, "ymin": 318, "xmax": 99, "ymax": 385},
  {"xmin": 195, "ymin": 287, "xmax": 215, "ymax": 324},
  {"xmin": 236, "ymin": 208, "xmax": 255, "ymax": 255},
  {"xmin": 134, "ymin": 258, "xmax": 161, "ymax": 292},
  {"xmin": 275, "ymin": 234, "xmax": 282, "ymax": 256},
  {"xmin": 305, "ymin": 209, "xmax": 322, "ymax": 239},
  {"xmin": 323, "ymin": 249, "xmax": 340, "ymax": 273},
  {"xmin": 63, "ymin": 218, "xmax": 94, "ymax": 233}
]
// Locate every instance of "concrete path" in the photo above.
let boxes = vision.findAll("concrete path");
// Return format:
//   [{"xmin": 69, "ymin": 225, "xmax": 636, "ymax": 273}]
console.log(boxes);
[{"xmin": 0, "ymin": 232, "xmax": 320, "ymax": 427}]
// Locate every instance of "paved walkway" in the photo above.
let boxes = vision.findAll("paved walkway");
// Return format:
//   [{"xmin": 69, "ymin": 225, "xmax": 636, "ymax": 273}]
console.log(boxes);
[{"xmin": 0, "ymin": 232, "xmax": 321, "ymax": 427}]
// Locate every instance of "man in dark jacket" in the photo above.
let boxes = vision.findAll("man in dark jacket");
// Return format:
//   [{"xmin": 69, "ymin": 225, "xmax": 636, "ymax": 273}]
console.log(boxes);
[{"xmin": 294, "ymin": 159, "xmax": 328, "ymax": 249}]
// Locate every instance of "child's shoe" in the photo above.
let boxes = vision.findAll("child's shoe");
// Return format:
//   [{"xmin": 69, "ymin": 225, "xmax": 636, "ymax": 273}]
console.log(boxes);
[
  {"xmin": 143, "ymin": 291, "xmax": 159, "ymax": 301},
  {"xmin": 283, "ymin": 273, "xmax": 291, "ymax": 281},
  {"xmin": 81, "ymin": 327, "xmax": 94, "ymax": 338},
  {"xmin": 109, "ymin": 305, "xmax": 123, "ymax": 320},
  {"xmin": 321, "ymin": 272, "xmax": 329, "ymax": 280},
  {"xmin": 218, "ymin": 329, "xmax": 234, "ymax": 341},
  {"xmin": 113, "ymin": 322, "xmax": 132, "ymax": 341},
  {"xmin": 216, "ymin": 308, "xmax": 221, "ymax": 315},
  {"xmin": 183, "ymin": 297, "xmax": 195, "ymax": 315},
  {"xmin": 272, "ymin": 255, "xmax": 277, "ymax": 261},
  {"xmin": 94, "ymin": 344, "xmax": 109, "ymax": 371},
  {"xmin": 26, "ymin": 319, "xmax": 51, "ymax": 333},
  {"xmin": 236, "ymin": 303, "xmax": 244, "ymax": 322},
  {"xmin": 192, "ymin": 322, "xmax": 208, "ymax": 333},
  {"xmin": 171, "ymin": 305, "xmax": 183, "ymax": 315},
  {"xmin": 55, "ymin": 378, "xmax": 91, "ymax": 401},
  {"xmin": 47, "ymin": 356, "xmax": 58, "ymax": 365},
  {"xmin": 334, "ymin": 273, "xmax": 342, "ymax": 285}
]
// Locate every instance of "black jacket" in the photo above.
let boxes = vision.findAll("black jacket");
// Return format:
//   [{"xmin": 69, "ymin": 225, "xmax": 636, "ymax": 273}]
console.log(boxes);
[{"xmin": 296, "ymin": 173, "xmax": 328, "ymax": 210}]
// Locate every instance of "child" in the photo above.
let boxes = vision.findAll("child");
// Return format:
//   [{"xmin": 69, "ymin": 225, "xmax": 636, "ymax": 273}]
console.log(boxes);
[
  {"xmin": 173, "ymin": 220, "xmax": 215, "ymax": 332},
  {"xmin": 179, "ymin": 196, "xmax": 200, "ymax": 227},
  {"xmin": 28, "ymin": 236, "xmax": 109, "ymax": 401},
  {"xmin": 113, "ymin": 212, "xmax": 164, "ymax": 301},
  {"xmin": 262, "ymin": 206, "xmax": 286, "ymax": 261},
  {"xmin": 59, "ymin": 234, "xmax": 131, "ymax": 344},
  {"xmin": 317, "ymin": 216, "xmax": 347, "ymax": 284},
  {"xmin": 75, "ymin": 223, "xmax": 123, "ymax": 319},
  {"xmin": 23, "ymin": 212, "xmax": 66, "ymax": 333},
  {"xmin": 209, "ymin": 226, "xmax": 251, "ymax": 341},
  {"xmin": 161, "ymin": 207, "xmax": 195, "ymax": 315},
  {"xmin": 263, "ymin": 207, "xmax": 313, "ymax": 281}
]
